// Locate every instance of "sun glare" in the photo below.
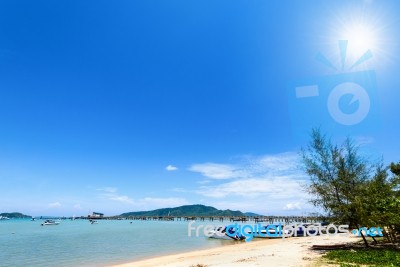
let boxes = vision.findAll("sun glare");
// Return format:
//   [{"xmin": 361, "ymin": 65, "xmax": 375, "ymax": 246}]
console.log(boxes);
[
  {"xmin": 342, "ymin": 23, "xmax": 376, "ymax": 54},
  {"xmin": 325, "ymin": 15, "xmax": 384, "ymax": 71}
]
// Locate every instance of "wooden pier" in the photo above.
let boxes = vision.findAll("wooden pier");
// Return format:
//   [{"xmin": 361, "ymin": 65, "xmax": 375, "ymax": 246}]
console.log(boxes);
[
  {"xmin": 101, "ymin": 215, "xmax": 325, "ymax": 224},
  {"xmin": 62, "ymin": 215, "xmax": 326, "ymax": 224}
]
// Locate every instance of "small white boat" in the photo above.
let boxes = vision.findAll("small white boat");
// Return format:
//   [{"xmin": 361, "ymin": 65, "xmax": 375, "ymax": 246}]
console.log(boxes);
[
  {"xmin": 207, "ymin": 226, "xmax": 245, "ymax": 241},
  {"xmin": 89, "ymin": 219, "xmax": 98, "ymax": 224},
  {"xmin": 41, "ymin": 220, "xmax": 60, "ymax": 226}
]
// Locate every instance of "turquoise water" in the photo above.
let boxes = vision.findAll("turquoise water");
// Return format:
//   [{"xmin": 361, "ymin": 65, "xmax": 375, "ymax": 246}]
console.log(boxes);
[{"xmin": 0, "ymin": 219, "xmax": 235, "ymax": 267}]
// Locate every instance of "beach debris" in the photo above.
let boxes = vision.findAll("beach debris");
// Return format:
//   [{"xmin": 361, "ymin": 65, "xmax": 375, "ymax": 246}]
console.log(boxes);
[
  {"xmin": 234, "ymin": 256, "xmax": 257, "ymax": 262},
  {"xmin": 311, "ymin": 244, "xmax": 347, "ymax": 250}
]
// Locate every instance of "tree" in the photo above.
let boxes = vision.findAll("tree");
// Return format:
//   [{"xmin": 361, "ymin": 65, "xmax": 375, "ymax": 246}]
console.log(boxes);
[
  {"xmin": 302, "ymin": 129, "xmax": 400, "ymax": 244},
  {"xmin": 301, "ymin": 128, "xmax": 371, "ymax": 228},
  {"xmin": 390, "ymin": 162, "xmax": 400, "ymax": 177},
  {"xmin": 359, "ymin": 164, "xmax": 400, "ymax": 243}
]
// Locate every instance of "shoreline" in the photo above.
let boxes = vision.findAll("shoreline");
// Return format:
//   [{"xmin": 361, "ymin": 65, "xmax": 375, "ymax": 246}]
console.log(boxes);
[{"xmin": 111, "ymin": 234, "xmax": 360, "ymax": 267}]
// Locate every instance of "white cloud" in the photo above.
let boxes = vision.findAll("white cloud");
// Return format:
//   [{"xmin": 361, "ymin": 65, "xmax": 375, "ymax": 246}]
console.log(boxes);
[
  {"xmin": 91, "ymin": 152, "xmax": 311, "ymax": 215},
  {"xmin": 256, "ymin": 153, "xmax": 299, "ymax": 171},
  {"xmin": 189, "ymin": 163, "xmax": 237, "ymax": 179},
  {"xmin": 109, "ymin": 195, "xmax": 135, "ymax": 205},
  {"xmin": 238, "ymin": 153, "xmax": 300, "ymax": 178},
  {"xmin": 189, "ymin": 152, "xmax": 300, "ymax": 180},
  {"xmin": 196, "ymin": 180, "xmax": 212, "ymax": 185},
  {"xmin": 190, "ymin": 153, "xmax": 307, "ymax": 200},
  {"xmin": 97, "ymin": 187, "xmax": 117, "ymax": 193},
  {"xmin": 187, "ymin": 152, "xmax": 311, "ymax": 215},
  {"xmin": 355, "ymin": 136, "xmax": 375, "ymax": 146},
  {"xmin": 139, "ymin": 197, "xmax": 188, "ymax": 208},
  {"xmin": 48, "ymin": 202, "xmax": 61, "ymax": 208},
  {"xmin": 96, "ymin": 187, "xmax": 187, "ymax": 208},
  {"xmin": 197, "ymin": 176, "xmax": 306, "ymax": 199},
  {"xmin": 97, "ymin": 187, "xmax": 135, "ymax": 205},
  {"xmin": 166, "ymin": 165, "xmax": 178, "ymax": 171},
  {"xmin": 172, "ymin": 187, "xmax": 187, "ymax": 192},
  {"xmin": 283, "ymin": 202, "xmax": 302, "ymax": 210}
]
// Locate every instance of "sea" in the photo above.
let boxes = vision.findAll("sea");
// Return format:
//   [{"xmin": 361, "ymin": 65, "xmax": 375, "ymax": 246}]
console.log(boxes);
[{"xmin": 0, "ymin": 219, "xmax": 239, "ymax": 267}]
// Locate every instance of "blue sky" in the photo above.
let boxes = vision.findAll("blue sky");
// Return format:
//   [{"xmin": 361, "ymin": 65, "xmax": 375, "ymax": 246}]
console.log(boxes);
[{"xmin": 0, "ymin": 0, "xmax": 399, "ymax": 216}]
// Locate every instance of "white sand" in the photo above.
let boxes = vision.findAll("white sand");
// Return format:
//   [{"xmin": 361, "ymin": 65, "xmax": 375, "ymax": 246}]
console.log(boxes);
[{"xmin": 112, "ymin": 234, "xmax": 360, "ymax": 267}]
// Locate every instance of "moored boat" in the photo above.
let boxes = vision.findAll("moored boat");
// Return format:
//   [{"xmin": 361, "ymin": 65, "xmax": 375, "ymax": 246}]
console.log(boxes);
[
  {"xmin": 41, "ymin": 220, "xmax": 60, "ymax": 226},
  {"xmin": 207, "ymin": 226, "xmax": 246, "ymax": 241}
]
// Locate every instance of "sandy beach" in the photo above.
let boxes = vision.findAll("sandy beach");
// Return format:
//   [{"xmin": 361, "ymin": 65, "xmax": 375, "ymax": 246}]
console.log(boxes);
[{"xmin": 112, "ymin": 234, "xmax": 360, "ymax": 267}]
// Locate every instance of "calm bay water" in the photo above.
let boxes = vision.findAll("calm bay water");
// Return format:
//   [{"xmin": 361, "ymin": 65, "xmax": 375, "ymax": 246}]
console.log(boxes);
[{"xmin": 0, "ymin": 219, "xmax": 235, "ymax": 267}]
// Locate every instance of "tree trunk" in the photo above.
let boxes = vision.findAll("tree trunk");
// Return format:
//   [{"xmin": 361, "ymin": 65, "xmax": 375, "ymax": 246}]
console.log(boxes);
[
  {"xmin": 360, "ymin": 231, "xmax": 369, "ymax": 247},
  {"xmin": 357, "ymin": 225, "xmax": 369, "ymax": 247}
]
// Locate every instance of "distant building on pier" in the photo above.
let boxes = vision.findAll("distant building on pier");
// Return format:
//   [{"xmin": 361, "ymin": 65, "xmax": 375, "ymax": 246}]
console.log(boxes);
[{"xmin": 88, "ymin": 212, "xmax": 104, "ymax": 218}]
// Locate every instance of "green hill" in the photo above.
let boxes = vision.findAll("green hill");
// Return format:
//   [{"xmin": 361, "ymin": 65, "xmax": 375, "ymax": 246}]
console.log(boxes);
[
  {"xmin": 120, "ymin": 204, "xmax": 245, "ymax": 217},
  {"xmin": 0, "ymin": 212, "xmax": 31, "ymax": 219},
  {"xmin": 244, "ymin": 212, "xmax": 263, "ymax": 216}
]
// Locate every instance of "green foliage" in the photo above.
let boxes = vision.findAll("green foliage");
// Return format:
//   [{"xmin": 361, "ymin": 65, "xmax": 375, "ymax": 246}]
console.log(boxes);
[
  {"xmin": 339, "ymin": 264, "xmax": 361, "ymax": 267},
  {"xmin": 360, "ymin": 165, "xmax": 400, "ymax": 240},
  {"xmin": 323, "ymin": 248, "xmax": 400, "ymax": 267},
  {"xmin": 390, "ymin": 162, "xmax": 400, "ymax": 177},
  {"xmin": 301, "ymin": 129, "xmax": 372, "ymax": 228},
  {"xmin": 302, "ymin": 128, "xmax": 400, "ymax": 242}
]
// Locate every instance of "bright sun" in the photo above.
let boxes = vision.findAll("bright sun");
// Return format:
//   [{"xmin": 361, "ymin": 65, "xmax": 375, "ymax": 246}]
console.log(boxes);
[{"xmin": 342, "ymin": 23, "xmax": 377, "ymax": 53}]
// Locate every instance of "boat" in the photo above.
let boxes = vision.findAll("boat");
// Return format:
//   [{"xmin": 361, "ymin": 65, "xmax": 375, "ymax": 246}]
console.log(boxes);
[
  {"xmin": 251, "ymin": 224, "xmax": 291, "ymax": 238},
  {"xmin": 41, "ymin": 220, "xmax": 60, "ymax": 226},
  {"xmin": 255, "ymin": 223, "xmax": 319, "ymax": 237},
  {"xmin": 0, "ymin": 216, "xmax": 10, "ymax": 220},
  {"xmin": 207, "ymin": 226, "xmax": 246, "ymax": 241},
  {"xmin": 89, "ymin": 219, "xmax": 98, "ymax": 224},
  {"xmin": 311, "ymin": 244, "xmax": 347, "ymax": 250},
  {"xmin": 251, "ymin": 223, "xmax": 319, "ymax": 238}
]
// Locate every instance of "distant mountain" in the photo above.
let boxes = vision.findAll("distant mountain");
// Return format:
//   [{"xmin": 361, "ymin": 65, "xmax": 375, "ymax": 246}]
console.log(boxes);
[
  {"xmin": 120, "ymin": 204, "xmax": 245, "ymax": 217},
  {"xmin": 0, "ymin": 212, "xmax": 31, "ymax": 219},
  {"xmin": 244, "ymin": 212, "xmax": 263, "ymax": 217}
]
